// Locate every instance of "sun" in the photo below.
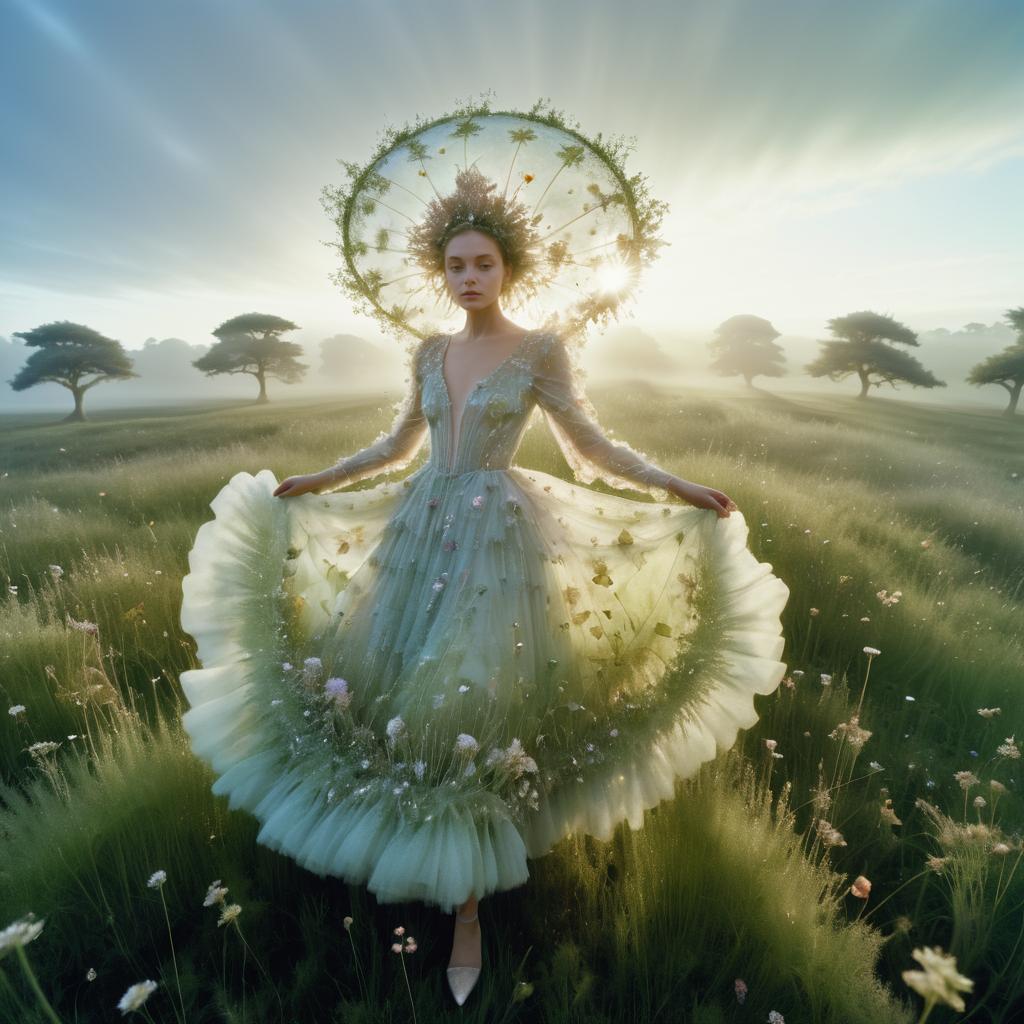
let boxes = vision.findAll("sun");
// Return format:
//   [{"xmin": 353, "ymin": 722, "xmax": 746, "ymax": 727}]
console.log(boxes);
[{"xmin": 595, "ymin": 257, "xmax": 633, "ymax": 294}]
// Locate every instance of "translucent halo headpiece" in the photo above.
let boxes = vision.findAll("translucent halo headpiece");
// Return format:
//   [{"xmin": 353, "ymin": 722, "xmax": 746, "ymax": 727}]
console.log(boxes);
[{"xmin": 321, "ymin": 93, "xmax": 671, "ymax": 346}]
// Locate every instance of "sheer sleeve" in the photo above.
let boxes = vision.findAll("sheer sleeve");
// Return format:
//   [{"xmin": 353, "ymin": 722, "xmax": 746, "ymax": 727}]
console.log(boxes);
[
  {"xmin": 531, "ymin": 333, "xmax": 677, "ymax": 498},
  {"xmin": 320, "ymin": 337, "xmax": 432, "ymax": 490}
]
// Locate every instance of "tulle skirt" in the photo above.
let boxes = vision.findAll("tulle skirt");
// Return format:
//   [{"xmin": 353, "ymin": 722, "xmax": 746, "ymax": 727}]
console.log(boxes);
[{"xmin": 179, "ymin": 463, "xmax": 789, "ymax": 911}]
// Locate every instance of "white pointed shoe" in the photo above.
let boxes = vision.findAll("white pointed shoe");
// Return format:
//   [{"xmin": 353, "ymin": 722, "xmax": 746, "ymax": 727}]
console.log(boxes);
[{"xmin": 446, "ymin": 910, "xmax": 481, "ymax": 1005}]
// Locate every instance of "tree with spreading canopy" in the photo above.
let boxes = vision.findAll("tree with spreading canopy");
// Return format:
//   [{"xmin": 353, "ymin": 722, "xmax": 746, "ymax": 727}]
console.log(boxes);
[
  {"xmin": 805, "ymin": 310, "xmax": 945, "ymax": 399},
  {"xmin": 967, "ymin": 307, "xmax": 1024, "ymax": 417},
  {"xmin": 193, "ymin": 313, "xmax": 307, "ymax": 402},
  {"xmin": 9, "ymin": 320, "xmax": 137, "ymax": 421},
  {"xmin": 708, "ymin": 314, "xmax": 785, "ymax": 387}
]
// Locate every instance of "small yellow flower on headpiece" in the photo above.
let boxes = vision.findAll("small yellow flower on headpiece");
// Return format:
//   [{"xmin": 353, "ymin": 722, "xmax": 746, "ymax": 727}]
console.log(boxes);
[{"xmin": 523, "ymin": 173, "xmax": 534, "ymax": 183}]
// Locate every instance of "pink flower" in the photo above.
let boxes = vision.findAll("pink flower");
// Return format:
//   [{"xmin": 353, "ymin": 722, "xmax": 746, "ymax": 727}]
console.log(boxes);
[
  {"xmin": 734, "ymin": 978, "xmax": 747, "ymax": 1004},
  {"xmin": 427, "ymin": 497, "xmax": 439, "ymax": 508},
  {"xmin": 850, "ymin": 875, "xmax": 872, "ymax": 899},
  {"xmin": 471, "ymin": 495, "xmax": 484, "ymax": 509}
]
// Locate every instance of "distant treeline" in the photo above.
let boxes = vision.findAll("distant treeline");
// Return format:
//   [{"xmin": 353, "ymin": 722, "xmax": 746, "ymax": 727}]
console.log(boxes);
[{"xmin": 4, "ymin": 308, "xmax": 1024, "ymax": 422}]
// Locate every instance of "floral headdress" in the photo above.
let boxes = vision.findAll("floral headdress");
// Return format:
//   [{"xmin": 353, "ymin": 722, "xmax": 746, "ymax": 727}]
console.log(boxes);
[{"xmin": 321, "ymin": 92, "xmax": 670, "ymax": 346}]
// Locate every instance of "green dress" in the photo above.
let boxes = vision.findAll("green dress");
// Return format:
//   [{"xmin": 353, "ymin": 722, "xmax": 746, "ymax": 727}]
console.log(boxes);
[{"xmin": 179, "ymin": 329, "xmax": 790, "ymax": 912}]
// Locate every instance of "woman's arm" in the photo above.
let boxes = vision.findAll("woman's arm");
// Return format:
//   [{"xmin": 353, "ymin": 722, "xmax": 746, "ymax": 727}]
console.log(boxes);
[
  {"xmin": 531, "ymin": 334, "xmax": 736, "ymax": 516},
  {"xmin": 274, "ymin": 339, "xmax": 430, "ymax": 498}
]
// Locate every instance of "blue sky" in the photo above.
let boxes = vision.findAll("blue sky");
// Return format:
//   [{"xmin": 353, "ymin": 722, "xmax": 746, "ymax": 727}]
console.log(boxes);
[{"xmin": 2, "ymin": 0, "xmax": 1023, "ymax": 351}]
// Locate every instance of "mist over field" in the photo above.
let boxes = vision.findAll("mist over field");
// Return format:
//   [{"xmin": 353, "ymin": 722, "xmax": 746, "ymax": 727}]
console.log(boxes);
[{"xmin": 2, "ymin": 318, "xmax": 1018, "ymax": 415}]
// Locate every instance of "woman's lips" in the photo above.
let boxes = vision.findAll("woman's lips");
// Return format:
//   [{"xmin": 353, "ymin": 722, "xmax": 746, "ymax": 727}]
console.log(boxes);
[{"xmin": 462, "ymin": 292, "xmax": 480, "ymax": 297}]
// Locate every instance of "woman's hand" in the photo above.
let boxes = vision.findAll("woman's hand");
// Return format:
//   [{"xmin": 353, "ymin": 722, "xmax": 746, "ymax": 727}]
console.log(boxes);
[
  {"xmin": 666, "ymin": 478, "xmax": 738, "ymax": 518},
  {"xmin": 273, "ymin": 472, "xmax": 329, "ymax": 499}
]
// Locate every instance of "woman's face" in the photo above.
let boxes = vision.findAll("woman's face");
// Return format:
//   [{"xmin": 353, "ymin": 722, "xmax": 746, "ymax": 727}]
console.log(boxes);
[{"xmin": 443, "ymin": 229, "xmax": 511, "ymax": 310}]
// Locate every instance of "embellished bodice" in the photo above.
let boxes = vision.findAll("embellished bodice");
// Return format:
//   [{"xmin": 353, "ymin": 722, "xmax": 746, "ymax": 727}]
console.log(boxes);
[
  {"xmin": 419, "ymin": 331, "xmax": 543, "ymax": 477},
  {"xmin": 325, "ymin": 329, "xmax": 676, "ymax": 498}
]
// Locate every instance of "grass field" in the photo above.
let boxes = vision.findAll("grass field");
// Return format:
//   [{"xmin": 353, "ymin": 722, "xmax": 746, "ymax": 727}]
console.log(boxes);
[{"xmin": 1, "ymin": 383, "xmax": 1022, "ymax": 1023}]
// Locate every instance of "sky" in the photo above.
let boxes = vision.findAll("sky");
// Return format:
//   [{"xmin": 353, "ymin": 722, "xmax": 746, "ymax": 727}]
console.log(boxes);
[{"xmin": 2, "ymin": 0, "xmax": 1023, "ymax": 354}]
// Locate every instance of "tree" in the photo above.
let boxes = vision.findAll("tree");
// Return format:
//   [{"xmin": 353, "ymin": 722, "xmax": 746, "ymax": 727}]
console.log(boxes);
[
  {"xmin": 193, "ymin": 313, "xmax": 307, "ymax": 402},
  {"xmin": 9, "ymin": 320, "xmax": 137, "ymax": 421},
  {"xmin": 967, "ymin": 307, "xmax": 1024, "ymax": 417},
  {"xmin": 805, "ymin": 310, "xmax": 945, "ymax": 399},
  {"xmin": 708, "ymin": 314, "xmax": 785, "ymax": 387}
]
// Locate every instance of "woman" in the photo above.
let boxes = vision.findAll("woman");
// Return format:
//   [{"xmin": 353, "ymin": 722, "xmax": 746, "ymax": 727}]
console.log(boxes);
[
  {"xmin": 180, "ymin": 120, "xmax": 789, "ymax": 1008},
  {"xmin": 270, "ymin": 222, "xmax": 739, "ymax": 1001}
]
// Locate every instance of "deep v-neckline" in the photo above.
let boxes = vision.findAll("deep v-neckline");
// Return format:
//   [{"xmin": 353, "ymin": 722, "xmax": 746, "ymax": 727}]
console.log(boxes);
[{"xmin": 439, "ymin": 330, "xmax": 533, "ymax": 471}]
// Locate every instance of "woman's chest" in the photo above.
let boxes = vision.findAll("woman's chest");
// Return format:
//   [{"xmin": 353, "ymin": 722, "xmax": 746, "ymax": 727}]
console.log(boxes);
[{"xmin": 421, "ymin": 356, "xmax": 535, "ymax": 430}]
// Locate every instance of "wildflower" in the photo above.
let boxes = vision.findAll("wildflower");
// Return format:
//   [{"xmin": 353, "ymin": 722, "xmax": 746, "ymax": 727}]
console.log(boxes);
[
  {"xmin": 217, "ymin": 904, "xmax": 242, "ymax": 926},
  {"xmin": 66, "ymin": 614, "xmax": 99, "ymax": 636},
  {"xmin": 146, "ymin": 870, "xmax": 167, "ymax": 889},
  {"xmin": 27, "ymin": 740, "xmax": 60, "ymax": 757},
  {"xmin": 394, "ymin": 925, "xmax": 405, "ymax": 936},
  {"xmin": 302, "ymin": 657, "xmax": 323, "ymax": 687},
  {"xmin": 385, "ymin": 716, "xmax": 406, "ymax": 744},
  {"xmin": 862, "ymin": 646, "xmax": 881, "ymax": 656},
  {"xmin": 996, "ymin": 735, "xmax": 1020, "ymax": 760},
  {"xmin": 471, "ymin": 495, "xmax": 485, "ymax": 509},
  {"xmin": 455, "ymin": 733, "xmax": 479, "ymax": 757},
  {"xmin": 413, "ymin": 759, "xmax": 426, "ymax": 780},
  {"xmin": 829, "ymin": 715, "xmax": 872, "ymax": 752},
  {"xmin": 819, "ymin": 672, "xmax": 832, "ymax": 685},
  {"xmin": 734, "ymin": 978, "xmax": 748, "ymax": 1004},
  {"xmin": 926, "ymin": 855, "xmax": 948, "ymax": 873},
  {"xmin": 973, "ymin": 795, "xmax": 987, "ymax": 809},
  {"xmin": 768, "ymin": 1012, "xmax": 785, "ymax": 1024},
  {"xmin": 992, "ymin": 842, "xmax": 1011, "ymax": 856},
  {"xmin": 764, "ymin": 738, "xmax": 778, "ymax": 751},
  {"xmin": 203, "ymin": 880, "xmax": 228, "ymax": 907},
  {"xmin": 282, "ymin": 661, "xmax": 293, "ymax": 671},
  {"xmin": 343, "ymin": 916, "xmax": 353, "ymax": 931},
  {"xmin": 920, "ymin": 539, "xmax": 932, "ymax": 548},
  {"xmin": 809, "ymin": 607, "xmax": 819, "ymax": 616},
  {"xmin": 815, "ymin": 819, "xmax": 847, "ymax": 848},
  {"xmin": 404, "ymin": 938, "xmax": 418, "ymax": 953},
  {"xmin": 391, "ymin": 942, "xmax": 403, "ymax": 953},
  {"xmin": 901, "ymin": 946, "xmax": 973, "ymax": 1013},
  {"xmin": 7, "ymin": 704, "xmax": 26, "ymax": 717},
  {"xmin": 609, "ymin": 728, "xmax": 619, "ymax": 737},
  {"xmin": 487, "ymin": 737, "xmax": 538, "ymax": 778},
  {"xmin": 954, "ymin": 770, "xmax": 979, "ymax": 791},
  {"xmin": 86, "ymin": 967, "xmax": 97, "ymax": 981},
  {"xmin": 869, "ymin": 760, "xmax": 883, "ymax": 771},
  {"xmin": 880, "ymin": 799, "xmax": 902, "ymax": 826},
  {"xmin": 49, "ymin": 564, "xmax": 64, "ymax": 580},
  {"xmin": 325, "ymin": 677, "xmax": 351, "ymax": 709},
  {"xmin": 990, "ymin": 779, "xmax": 1007, "ymax": 795},
  {"xmin": 118, "ymin": 979, "xmax": 158, "ymax": 1014},
  {"xmin": 850, "ymin": 875, "xmax": 871, "ymax": 899},
  {"xmin": 0, "ymin": 914, "xmax": 45, "ymax": 959},
  {"xmin": 457, "ymin": 683, "xmax": 470, "ymax": 693},
  {"xmin": 977, "ymin": 707, "xmax": 1001, "ymax": 718}
]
